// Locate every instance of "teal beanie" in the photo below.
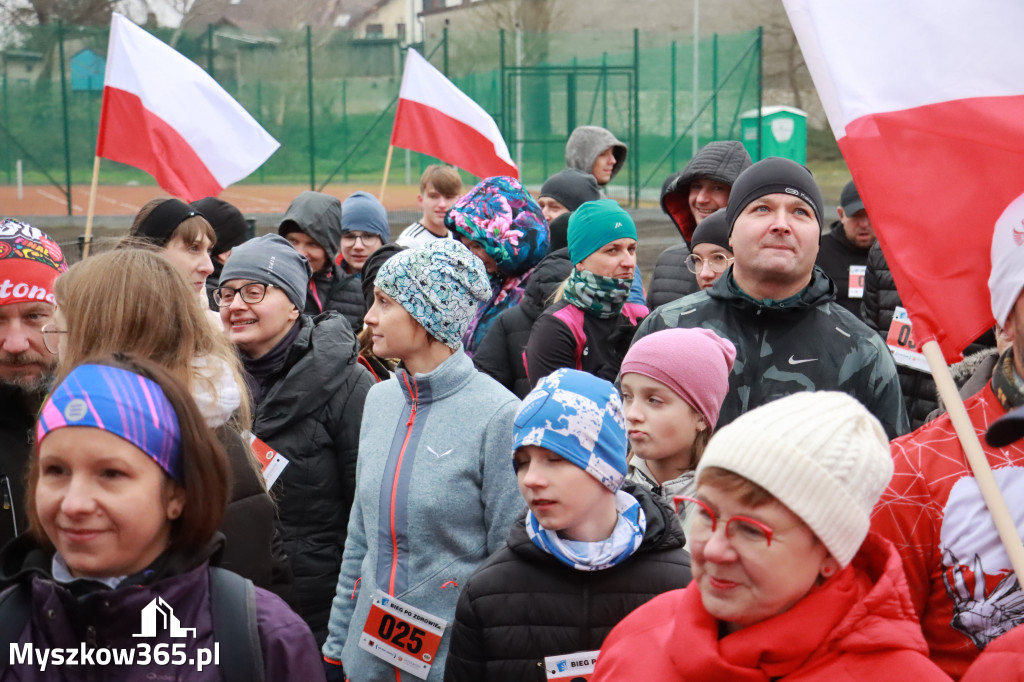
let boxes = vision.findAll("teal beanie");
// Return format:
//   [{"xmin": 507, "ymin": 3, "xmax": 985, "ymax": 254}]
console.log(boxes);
[{"xmin": 567, "ymin": 199, "xmax": 638, "ymax": 265}]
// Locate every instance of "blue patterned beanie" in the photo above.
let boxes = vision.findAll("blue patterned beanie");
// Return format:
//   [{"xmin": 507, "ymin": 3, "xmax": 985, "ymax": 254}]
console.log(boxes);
[
  {"xmin": 445, "ymin": 176, "xmax": 550, "ymax": 277},
  {"xmin": 513, "ymin": 369, "xmax": 628, "ymax": 492},
  {"xmin": 374, "ymin": 239, "xmax": 490, "ymax": 350}
]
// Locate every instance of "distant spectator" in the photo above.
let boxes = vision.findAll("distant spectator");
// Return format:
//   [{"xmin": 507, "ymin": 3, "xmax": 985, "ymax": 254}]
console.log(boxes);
[
  {"xmin": 396, "ymin": 164, "xmax": 462, "ymax": 248},
  {"xmin": 537, "ymin": 167, "xmax": 601, "ymax": 225},
  {"xmin": 816, "ymin": 180, "xmax": 876, "ymax": 320},
  {"xmin": 565, "ymin": 125, "xmax": 628, "ymax": 196},
  {"xmin": 193, "ymin": 196, "xmax": 249, "ymax": 311},
  {"xmin": 648, "ymin": 141, "xmax": 751, "ymax": 309},
  {"xmin": 685, "ymin": 208, "xmax": 733, "ymax": 291}
]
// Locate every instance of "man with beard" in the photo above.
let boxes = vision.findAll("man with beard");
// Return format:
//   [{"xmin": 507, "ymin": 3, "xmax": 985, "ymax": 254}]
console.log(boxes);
[
  {"xmin": 0, "ymin": 219, "xmax": 67, "ymax": 549},
  {"xmin": 632, "ymin": 158, "xmax": 907, "ymax": 439}
]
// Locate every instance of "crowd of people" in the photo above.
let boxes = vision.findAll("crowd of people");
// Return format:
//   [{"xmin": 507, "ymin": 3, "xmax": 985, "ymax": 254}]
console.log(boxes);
[{"xmin": 0, "ymin": 123, "xmax": 1022, "ymax": 681}]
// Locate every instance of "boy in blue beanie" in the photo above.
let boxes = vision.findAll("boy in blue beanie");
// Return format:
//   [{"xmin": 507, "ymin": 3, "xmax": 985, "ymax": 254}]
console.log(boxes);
[{"xmin": 445, "ymin": 369, "xmax": 691, "ymax": 681}]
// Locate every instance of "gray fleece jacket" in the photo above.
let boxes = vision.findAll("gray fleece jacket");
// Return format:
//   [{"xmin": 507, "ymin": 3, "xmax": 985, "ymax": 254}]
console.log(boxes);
[
  {"xmin": 323, "ymin": 350, "xmax": 522, "ymax": 680},
  {"xmin": 565, "ymin": 125, "xmax": 628, "ymax": 191}
]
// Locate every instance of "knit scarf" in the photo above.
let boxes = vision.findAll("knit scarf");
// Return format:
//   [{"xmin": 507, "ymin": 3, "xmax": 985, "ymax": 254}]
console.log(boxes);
[
  {"xmin": 562, "ymin": 268, "xmax": 631, "ymax": 319},
  {"xmin": 991, "ymin": 347, "xmax": 1024, "ymax": 411},
  {"xmin": 526, "ymin": 490, "xmax": 646, "ymax": 571}
]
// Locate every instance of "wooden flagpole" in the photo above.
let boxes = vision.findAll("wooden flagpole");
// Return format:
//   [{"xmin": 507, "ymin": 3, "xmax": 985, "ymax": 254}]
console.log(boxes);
[
  {"xmin": 922, "ymin": 340, "xmax": 1024, "ymax": 578},
  {"xmin": 379, "ymin": 144, "xmax": 395, "ymax": 204},
  {"xmin": 82, "ymin": 155, "xmax": 102, "ymax": 258}
]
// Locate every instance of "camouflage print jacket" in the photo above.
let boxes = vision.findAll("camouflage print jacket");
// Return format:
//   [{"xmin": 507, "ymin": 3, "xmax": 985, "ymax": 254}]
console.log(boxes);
[{"xmin": 634, "ymin": 266, "xmax": 909, "ymax": 439}]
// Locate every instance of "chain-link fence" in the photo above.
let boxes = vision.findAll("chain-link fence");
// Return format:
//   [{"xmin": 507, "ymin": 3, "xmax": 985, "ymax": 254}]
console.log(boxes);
[{"xmin": 1, "ymin": 22, "xmax": 761, "ymax": 212}]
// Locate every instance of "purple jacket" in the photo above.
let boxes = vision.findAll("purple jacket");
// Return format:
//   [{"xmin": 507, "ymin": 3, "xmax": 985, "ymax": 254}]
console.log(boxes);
[{"xmin": 1, "ymin": 553, "xmax": 325, "ymax": 681}]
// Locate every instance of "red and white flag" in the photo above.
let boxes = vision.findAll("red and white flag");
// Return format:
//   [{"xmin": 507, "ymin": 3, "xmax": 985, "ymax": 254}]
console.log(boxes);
[
  {"xmin": 783, "ymin": 0, "xmax": 1024, "ymax": 361},
  {"xmin": 97, "ymin": 13, "xmax": 279, "ymax": 201},
  {"xmin": 391, "ymin": 49, "xmax": 517, "ymax": 179}
]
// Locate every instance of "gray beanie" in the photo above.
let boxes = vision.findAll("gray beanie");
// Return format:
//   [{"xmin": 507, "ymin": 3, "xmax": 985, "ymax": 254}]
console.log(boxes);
[
  {"xmin": 696, "ymin": 391, "xmax": 893, "ymax": 567},
  {"xmin": 219, "ymin": 234, "xmax": 313, "ymax": 311},
  {"xmin": 341, "ymin": 191, "xmax": 391, "ymax": 242},
  {"xmin": 539, "ymin": 169, "xmax": 601, "ymax": 212}
]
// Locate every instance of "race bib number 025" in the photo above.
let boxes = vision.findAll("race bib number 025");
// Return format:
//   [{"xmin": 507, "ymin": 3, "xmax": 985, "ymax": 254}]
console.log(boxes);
[{"xmin": 358, "ymin": 591, "xmax": 447, "ymax": 680}]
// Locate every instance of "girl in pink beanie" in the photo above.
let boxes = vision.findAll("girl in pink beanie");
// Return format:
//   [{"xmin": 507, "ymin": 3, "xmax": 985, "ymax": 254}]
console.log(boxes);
[{"xmin": 619, "ymin": 328, "xmax": 735, "ymax": 520}]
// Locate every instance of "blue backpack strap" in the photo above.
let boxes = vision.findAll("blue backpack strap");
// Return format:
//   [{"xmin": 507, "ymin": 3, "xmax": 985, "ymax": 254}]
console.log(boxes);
[
  {"xmin": 552, "ymin": 305, "xmax": 587, "ymax": 370},
  {"xmin": 209, "ymin": 566, "xmax": 264, "ymax": 682},
  {"xmin": 0, "ymin": 583, "xmax": 32, "ymax": 674}
]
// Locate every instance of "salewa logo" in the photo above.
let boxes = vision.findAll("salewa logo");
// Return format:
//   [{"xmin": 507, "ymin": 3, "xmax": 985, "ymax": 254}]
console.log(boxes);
[
  {"xmin": 427, "ymin": 446, "xmax": 452, "ymax": 459},
  {"xmin": 788, "ymin": 355, "xmax": 817, "ymax": 365}
]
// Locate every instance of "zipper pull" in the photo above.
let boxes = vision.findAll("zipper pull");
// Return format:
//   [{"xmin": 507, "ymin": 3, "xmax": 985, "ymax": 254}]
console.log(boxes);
[{"xmin": 406, "ymin": 401, "xmax": 417, "ymax": 427}]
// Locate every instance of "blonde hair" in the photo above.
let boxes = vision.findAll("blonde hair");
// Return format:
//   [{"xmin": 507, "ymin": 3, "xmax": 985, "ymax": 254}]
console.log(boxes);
[
  {"xmin": 420, "ymin": 164, "xmax": 462, "ymax": 196},
  {"xmin": 53, "ymin": 248, "xmax": 251, "ymax": 429}
]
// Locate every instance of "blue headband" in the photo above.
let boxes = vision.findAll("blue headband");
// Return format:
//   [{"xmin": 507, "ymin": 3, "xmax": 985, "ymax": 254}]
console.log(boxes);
[{"xmin": 37, "ymin": 364, "xmax": 184, "ymax": 483}]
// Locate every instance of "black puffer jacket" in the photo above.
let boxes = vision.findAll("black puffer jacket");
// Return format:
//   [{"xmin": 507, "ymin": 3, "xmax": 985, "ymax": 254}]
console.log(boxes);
[
  {"xmin": 251, "ymin": 312, "xmax": 374, "ymax": 645},
  {"xmin": 474, "ymin": 248, "xmax": 573, "ymax": 398},
  {"xmin": 307, "ymin": 265, "xmax": 363, "ymax": 333},
  {"xmin": 0, "ymin": 384, "xmax": 36, "ymax": 552},
  {"xmin": 649, "ymin": 141, "xmax": 752, "ymax": 309},
  {"xmin": 444, "ymin": 483, "xmax": 692, "ymax": 682},
  {"xmin": 647, "ymin": 242, "xmax": 698, "ymax": 310},
  {"xmin": 861, "ymin": 241, "xmax": 938, "ymax": 429}
]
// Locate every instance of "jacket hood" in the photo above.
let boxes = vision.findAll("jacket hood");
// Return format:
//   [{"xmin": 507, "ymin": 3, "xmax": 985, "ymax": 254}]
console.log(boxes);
[
  {"xmin": 709, "ymin": 265, "xmax": 836, "ymax": 313},
  {"xmin": 254, "ymin": 312, "xmax": 361, "ymax": 435},
  {"xmin": 507, "ymin": 480, "xmax": 686, "ymax": 560},
  {"xmin": 660, "ymin": 141, "xmax": 752, "ymax": 244},
  {"xmin": 279, "ymin": 191, "xmax": 343, "ymax": 262},
  {"xmin": 518, "ymin": 248, "xmax": 572, "ymax": 320},
  {"xmin": 565, "ymin": 126, "xmax": 628, "ymax": 185}
]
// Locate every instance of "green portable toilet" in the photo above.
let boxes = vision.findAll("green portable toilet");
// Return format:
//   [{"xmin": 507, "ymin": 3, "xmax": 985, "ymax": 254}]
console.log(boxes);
[{"xmin": 740, "ymin": 105, "xmax": 808, "ymax": 163}]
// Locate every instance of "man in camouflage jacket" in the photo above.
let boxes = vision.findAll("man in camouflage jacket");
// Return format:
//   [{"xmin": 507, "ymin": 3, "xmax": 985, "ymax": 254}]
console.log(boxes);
[{"xmin": 634, "ymin": 157, "xmax": 908, "ymax": 439}]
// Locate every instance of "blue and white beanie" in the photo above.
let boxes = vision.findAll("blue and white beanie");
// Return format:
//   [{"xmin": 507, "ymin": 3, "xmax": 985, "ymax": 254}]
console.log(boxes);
[
  {"xmin": 513, "ymin": 369, "xmax": 628, "ymax": 491},
  {"xmin": 374, "ymin": 239, "xmax": 490, "ymax": 350}
]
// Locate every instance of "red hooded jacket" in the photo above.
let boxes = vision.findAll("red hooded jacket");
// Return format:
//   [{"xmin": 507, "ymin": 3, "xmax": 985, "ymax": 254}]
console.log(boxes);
[{"xmin": 591, "ymin": 533, "xmax": 950, "ymax": 681}]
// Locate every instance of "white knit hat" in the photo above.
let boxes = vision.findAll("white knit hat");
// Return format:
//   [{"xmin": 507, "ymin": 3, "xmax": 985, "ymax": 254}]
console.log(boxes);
[{"xmin": 695, "ymin": 391, "xmax": 893, "ymax": 567}]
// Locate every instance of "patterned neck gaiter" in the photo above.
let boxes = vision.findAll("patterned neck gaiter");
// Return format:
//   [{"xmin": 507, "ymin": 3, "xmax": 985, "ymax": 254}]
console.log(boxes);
[{"xmin": 562, "ymin": 268, "xmax": 631, "ymax": 319}]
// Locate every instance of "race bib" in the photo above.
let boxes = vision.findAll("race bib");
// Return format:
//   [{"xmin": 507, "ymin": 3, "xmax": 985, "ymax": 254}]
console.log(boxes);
[
  {"xmin": 248, "ymin": 434, "xmax": 290, "ymax": 488},
  {"xmin": 359, "ymin": 591, "xmax": 447, "ymax": 680},
  {"xmin": 848, "ymin": 264, "xmax": 866, "ymax": 298},
  {"xmin": 886, "ymin": 306, "xmax": 931, "ymax": 373},
  {"xmin": 545, "ymin": 650, "xmax": 600, "ymax": 681}
]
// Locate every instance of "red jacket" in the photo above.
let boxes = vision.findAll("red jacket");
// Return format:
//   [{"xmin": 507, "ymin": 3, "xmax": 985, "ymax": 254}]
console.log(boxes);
[
  {"xmin": 591, "ymin": 534, "xmax": 950, "ymax": 681},
  {"xmin": 962, "ymin": 624, "xmax": 1024, "ymax": 681},
  {"xmin": 871, "ymin": 383, "xmax": 1024, "ymax": 679}
]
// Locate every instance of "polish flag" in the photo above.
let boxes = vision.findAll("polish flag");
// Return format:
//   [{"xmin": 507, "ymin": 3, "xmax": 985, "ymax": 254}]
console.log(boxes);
[
  {"xmin": 391, "ymin": 49, "xmax": 517, "ymax": 179},
  {"xmin": 783, "ymin": 0, "xmax": 1024, "ymax": 361},
  {"xmin": 96, "ymin": 13, "xmax": 279, "ymax": 201}
]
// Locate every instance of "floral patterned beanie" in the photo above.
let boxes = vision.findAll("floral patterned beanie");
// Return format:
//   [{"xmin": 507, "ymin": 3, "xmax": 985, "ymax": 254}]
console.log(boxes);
[
  {"xmin": 444, "ymin": 175, "xmax": 550, "ymax": 278},
  {"xmin": 373, "ymin": 239, "xmax": 491, "ymax": 350}
]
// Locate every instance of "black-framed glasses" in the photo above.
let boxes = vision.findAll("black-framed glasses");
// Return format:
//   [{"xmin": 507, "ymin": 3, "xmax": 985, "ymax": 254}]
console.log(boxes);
[
  {"xmin": 674, "ymin": 495, "xmax": 778, "ymax": 550},
  {"xmin": 213, "ymin": 283, "xmax": 277, "ymax": 307},
  {"xmin": 340, "ymin": 232, "xmax": 383, "ymax": 246},
  {"xmin": 684, "ymin": 253, "xmax": 734, "ymax": 274},
  {"xmin": 41, "ymin": 322, "xmax": 68, "ymax": 355}
]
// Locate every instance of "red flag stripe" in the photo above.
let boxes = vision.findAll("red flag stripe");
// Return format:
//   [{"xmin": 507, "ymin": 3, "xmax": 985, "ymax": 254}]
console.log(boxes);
[
  {"xmin": 391, "ymin": 98, "xmax": 519, "ymax": 179},
  {"xmin": 97, "ymin": 86, "xmax": 223, "ymax": 201}
]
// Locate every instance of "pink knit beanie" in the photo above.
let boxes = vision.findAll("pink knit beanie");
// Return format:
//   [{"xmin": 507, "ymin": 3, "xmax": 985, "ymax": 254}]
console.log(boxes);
[{"xmin": 620, "ymin": 328, "xmax": 736, "ymax": 429}]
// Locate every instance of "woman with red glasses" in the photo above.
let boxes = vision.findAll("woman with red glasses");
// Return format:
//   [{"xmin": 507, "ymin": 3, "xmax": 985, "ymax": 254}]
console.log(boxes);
[{"xmin": 592, "ymin": 391, "xmax": 951, "ymax": 681}]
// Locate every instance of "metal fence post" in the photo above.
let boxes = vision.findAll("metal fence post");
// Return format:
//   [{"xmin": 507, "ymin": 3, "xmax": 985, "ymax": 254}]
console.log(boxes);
[
  {"xmin": 632, "ymin": 28, "xmax": 640, "ymax": 208},
  {"xmin": 442, "ymin": 27, "xmax": 449, "ymax": 77},
  {"xmin": 756, "ymin": 26, "xmax": 763, "ymax": 161},
  {"xmin": 207, "ymin": 25, "xmax": 215, "ymax": 78},
  {"xmin": 499, "ymin": 29, "xmax": 506, "ymax": 142},
  {"xmin": 58, "ymin": 22, "xmax": 72, "ymax": 216},
  {"xmin": 712, "ymin": 33, "xmax": 719, "ymax": 139},
  {"xmin": 670, "ymin": 40, "xmax": 676, "ymax": 174},
  {"xmin": 306, "ymin": 25, "xmax": 315, "ymax": 190}
]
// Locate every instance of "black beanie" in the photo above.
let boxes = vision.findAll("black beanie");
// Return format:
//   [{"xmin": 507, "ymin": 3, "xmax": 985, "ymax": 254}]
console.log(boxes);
[
  {"xmin": 134, "ymin": 198, "xmax": 200, "ymax": 246},
  {"xmin": 690, "ymin": 208, "xmax": 732, "ymax": 252},
  {"xmin": 192, "ymin": 197, "xmax": 248, "ymax": 257},
  {"xmin": 547, "ymin": 212, "xmax": 571, "ymax": 252},
  {"xmin": 539, "ymin": 169, "xmax": 601, "ymax": 212},
  {"xmin": 361, "ymin": 243, "xmax": 407, "ymax": 311},
  {"xmin": 725, "ymin": 157, "xmax": 824, "ymax": 236}
]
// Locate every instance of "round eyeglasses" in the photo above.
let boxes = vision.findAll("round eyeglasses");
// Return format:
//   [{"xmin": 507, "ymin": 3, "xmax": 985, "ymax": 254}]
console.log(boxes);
[
  {"xmin": 213, "ymin": 282, "xmax": 278, "ymax": 307},
  {"xmin": 674, "ymin": 495, "xmax": 781, "ymax": 551},
  {"xmin": 41, "ymin": 322, "xmax": 68, "ymax": 355},
  {"xmin": 340, "ymin": 232, "xmax": 383, "ymax": 246},
  {"xmin": 684, "ymin": 253, "xmax": 734, "ymax": 274}
]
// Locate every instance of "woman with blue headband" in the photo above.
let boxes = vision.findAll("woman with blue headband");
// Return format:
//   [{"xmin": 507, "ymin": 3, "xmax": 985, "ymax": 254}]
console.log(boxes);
[{"xmin": 0, "ymin": 355, "xmax": 325, "ymax": 680}]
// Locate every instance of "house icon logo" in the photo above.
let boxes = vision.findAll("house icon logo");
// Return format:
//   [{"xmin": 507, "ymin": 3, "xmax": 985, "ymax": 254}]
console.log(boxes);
[{"xmin": 133, "ymin": 597, "xmax": 196, "ymax": 638}]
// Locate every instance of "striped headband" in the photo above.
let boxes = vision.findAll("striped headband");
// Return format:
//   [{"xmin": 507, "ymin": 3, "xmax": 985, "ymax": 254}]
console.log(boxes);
[{"xmin": 37, "ymin": 364, "xmax": 183, "ymax": 483}]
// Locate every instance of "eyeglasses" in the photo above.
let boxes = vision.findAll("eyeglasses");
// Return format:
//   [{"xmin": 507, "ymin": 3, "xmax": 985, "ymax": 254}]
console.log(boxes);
[
  {"xmin": 341, "ymin": 232, "xmax": 383, "ymax": 246},
  {"xmin": 41, "ymin": 322, "xmax": 68, "ymax": 355},
  {"xmin": 213, "ymin": 283, "xmax": 277, "ymax": 307},
  {"xmin": 684, "ymin": 253, "xmax": 734, "ymax": 274},
  {"xmin": 674, "ymin": 495, "xmax": 778, "ymax": 550}
]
